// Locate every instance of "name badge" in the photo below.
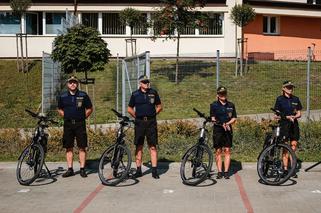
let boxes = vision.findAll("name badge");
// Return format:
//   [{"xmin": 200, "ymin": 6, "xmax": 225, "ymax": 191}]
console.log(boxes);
[
  {"xmin": 148, "ymin": 94, "xmax": 155, "ymax": 104},
  {"xmin": 76, "ymin": 97, "xmax": 84, "ymax": 108}
]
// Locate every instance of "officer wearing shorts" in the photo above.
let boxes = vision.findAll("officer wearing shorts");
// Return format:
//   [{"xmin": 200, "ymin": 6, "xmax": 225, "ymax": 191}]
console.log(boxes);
[
  {"xmin": 274, "ymin": 80, "xmax": 302, "ymax": 177},
  {"xmin": 57, "ymin": 76, "xmax": 93, "ymax": 178},
  {"xmin": 128, "ymin": 75, "xmax": 162, "ymax": 179},
  {"xmin": 210, "ymin": 86, "xmax": 237, "ymax": 179}
]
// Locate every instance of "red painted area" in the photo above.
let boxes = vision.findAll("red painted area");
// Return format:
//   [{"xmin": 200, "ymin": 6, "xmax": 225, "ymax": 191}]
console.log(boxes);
[
  {"xmin": 244, "ymin": 15, "xmax": 321, "ymax": 60},
  {"xmin": 74, "ymin": 184, "xmax": 104, "ymax": 213},
  {"xmin": 234, "ymin": 172, "xmax": 254, "ymax": 213}
]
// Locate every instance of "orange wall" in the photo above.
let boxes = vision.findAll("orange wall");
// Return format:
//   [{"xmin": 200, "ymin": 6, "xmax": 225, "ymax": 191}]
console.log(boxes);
[{"xmin": 244, "ymin": 15, "xmax": 321, "ymax": 60}]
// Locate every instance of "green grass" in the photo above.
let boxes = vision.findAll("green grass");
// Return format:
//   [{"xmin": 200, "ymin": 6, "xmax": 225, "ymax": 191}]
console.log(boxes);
[{"xmin": 0, "ymin": 59, "xmax": 320, "ymax": 128}]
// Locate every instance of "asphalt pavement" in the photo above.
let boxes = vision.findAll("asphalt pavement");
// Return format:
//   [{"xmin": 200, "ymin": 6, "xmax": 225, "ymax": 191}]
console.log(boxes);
[{"xmin": 1, "ymin": 161, "xmax": 321, "ymax": 213}]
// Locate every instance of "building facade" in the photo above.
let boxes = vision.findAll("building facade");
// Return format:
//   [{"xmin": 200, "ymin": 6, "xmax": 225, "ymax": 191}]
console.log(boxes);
[{"xmin": 0, "ymin": 0, "xmax": 240, "ymax": 58}]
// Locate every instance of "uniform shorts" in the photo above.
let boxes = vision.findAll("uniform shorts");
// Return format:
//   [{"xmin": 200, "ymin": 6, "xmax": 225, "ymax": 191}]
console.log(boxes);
[
  {"xmin": 280, "ymin": 120, "xmax": 300, "ymax": 141},
  {"xmin": 134, "ymin": 118, "xmax": 158, "ymax": 146},
  {"xmin": 63, "ymin": 120, "xmax": 88, "ymax": 148},
  {"xmin": 213, "ymin": 126, "xmax": 233, "ymax": 149}
]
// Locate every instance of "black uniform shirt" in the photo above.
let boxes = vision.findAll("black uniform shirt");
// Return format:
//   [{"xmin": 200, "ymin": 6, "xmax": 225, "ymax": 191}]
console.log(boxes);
[
  {"xmin": 58, "ymin": 90, "xmax": 92, "ymax": 120},
  {"xmin": 274, "ymin": 95, "xmax": 302, "ymax": 116},
  {"xmin": 210, "ymin": 100, "xmax": 237, "ymax": 124},
  {"xmin": 128, "ymin": 88, "xmax": 161, "ymax": 118}
]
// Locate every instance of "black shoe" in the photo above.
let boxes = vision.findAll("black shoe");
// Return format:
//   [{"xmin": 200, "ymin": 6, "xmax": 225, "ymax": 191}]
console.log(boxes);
[
  {"xmin": 152, "ymin": 170, "xmax": 160, "ymax": 179},
  {"xmin": 282, "ymin": 170, "xmax": 288, "ymax": 178},
  {"xmin": 134, "ymin": 169, "xmax": 142, "ymax": 178},
  {"xmin": 62, "ymin": 168, "xmax": 74, "ymax": 178},
  {"xmin": 292, "ymin": 173, "xmax": 298, "ymax": 178},
  {"xmin": 224, "ymin": 172, "xmax": 230, "ymax": 179},
  {"xmin": 216, "ymin": 172, "xmax": 223, "ymax": 179},
  {"xmin": 80, "ymin": 168, "xmax": 87, "ymax": 178},
  {"xmin": 113, "ymin": 169, "xmax": 118, "ymax": 178}
]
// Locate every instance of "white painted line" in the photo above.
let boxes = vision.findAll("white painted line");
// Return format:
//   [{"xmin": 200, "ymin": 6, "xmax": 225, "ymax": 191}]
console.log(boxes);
[
  {"xmin": 17, "ymin": 189, "xmax": 30, "ymax": 193},
  {"xmin": 311, "ymin": 190, "xmax": 321, "ymax": 194},
  {"xmin": 163, "ymin": 189, "xmax": 174, "ymax": 194}
]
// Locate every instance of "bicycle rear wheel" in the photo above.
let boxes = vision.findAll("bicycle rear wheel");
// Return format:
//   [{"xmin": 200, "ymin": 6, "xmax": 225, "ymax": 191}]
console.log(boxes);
[
  {"xmin": 257, "ymin": 143, "xmax": 297, "ymax": 185},
  {"xmin": 98, "ymin": 144, "xmax": 131, "ymax": 186},
  {"xmin": 16, "ymin": 144, "xmax": 45, "ymax": 185},
  {"xmin": 180, "ymin": 144, "xmax": 213, "ymax": 186}
]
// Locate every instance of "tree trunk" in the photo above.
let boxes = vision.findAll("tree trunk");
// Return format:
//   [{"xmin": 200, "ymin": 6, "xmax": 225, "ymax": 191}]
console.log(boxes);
[
  {"xmin": 240, "ymin": 30, "xmax": 244, "ymax": 76},
  {"xmin": 73, "ymin": 0, "xmax": 78, "ymax": 15},
  {"xmin": 19, "ymin": 17, "xmax": 25, "ymax": 72},
  {"xmin": 175, "ymin": 33, "xmax": 180, "ymax": 84}
]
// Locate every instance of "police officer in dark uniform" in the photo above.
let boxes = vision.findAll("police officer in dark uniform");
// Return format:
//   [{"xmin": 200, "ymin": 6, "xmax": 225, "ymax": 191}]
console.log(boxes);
[
  {"xmin": 57, "ymin": 76, "xmax": 93, "ymax": 178},
  {"xmin": 128, "ymin": 75, "xmax": 162, "ymax": 179},
  {"xmin": 274, "ymin": 80, "xmax": 302, "ymax": 178},
  {"xmin": 210, "ymin": 86, "xmax": 237, "ymax": 179}
]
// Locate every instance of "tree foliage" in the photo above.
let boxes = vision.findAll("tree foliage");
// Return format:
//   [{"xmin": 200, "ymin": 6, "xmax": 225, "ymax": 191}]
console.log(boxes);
[
  {"xmin": 230, "ymin": 4, "xmax": 256, "ymax": 27},
  {"xmin": 152, "ymin": 0, "xmax": 207, "ymax": 38},
  {"xmin": 151, "ymin": 0, "xmax": 208, "ymax": 83},
  {"xmin": 52, "ymin": 25, "xmax": 111, "ymax": 74},
  {"xmin": 10, "ymin": 0, "xmax": 32, "ymax": 17},
  {"xmin": 119, "ymin": 8, "xmax": 145, "ymax": 34}
]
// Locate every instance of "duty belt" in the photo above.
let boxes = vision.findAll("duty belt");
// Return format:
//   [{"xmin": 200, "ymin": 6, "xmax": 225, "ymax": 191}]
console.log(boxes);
[
  {"xmin": 64, "ymin": 119, "xmax": 84, "ymax": 124},
  {"xmin": 136, "ymin": 116, "xmax": 156, "ymax": 121}
]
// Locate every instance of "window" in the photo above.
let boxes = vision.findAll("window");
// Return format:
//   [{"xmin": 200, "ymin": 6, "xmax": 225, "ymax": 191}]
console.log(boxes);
[
  {"xmin": 82, "ymin": 13, "xmax": 98, "ymax": 30},
  {"xmin": 0, "ymin": 12, "xmax": 20, "ymax": 34},
  {"xmin": 102, "ymin": 13, "xmax": 125, "ymax": 35},
  {"xmin": 46, "ymin": 13, "xmax": 65, "ymax": 34},
  {"xmin": 263, "ymin": 16, "xmax": 279, "ymax": 34},
  {"xmin": 132, "ymin": 13, "xmax": 147, "ymax": 35},
  {"xmin": 181, "ymin": 26, "xmax": 195, "ymax": 35},
  {"xmin": 199, "ymin": 13, "xmax": 223, "ymax": 35},
  {"xmin": 26, "ymin": 12, "xmax": 43, "ymax": 35}
]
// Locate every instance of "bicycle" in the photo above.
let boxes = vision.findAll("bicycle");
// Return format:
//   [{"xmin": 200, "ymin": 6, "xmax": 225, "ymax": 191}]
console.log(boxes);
[
  {"xmin": 16, "ymin": 109, "xmax": 58, "ymax": 185},
  {"xmin": 180, "ymin": 108, "xmax": 213, "ymax": 186},
  {"xmin": 257, "ymin": 108, "xmax": 297, "ymax": 185},
  {"xmin": 98, "ymin": 109, "xmax": 134, "ymax": 186}
]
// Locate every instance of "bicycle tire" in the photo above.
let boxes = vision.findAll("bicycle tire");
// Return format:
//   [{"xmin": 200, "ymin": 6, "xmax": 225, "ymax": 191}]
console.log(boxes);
[
  {"xmin": 180, "ymin": 144, "xmax": 213, "ymax": 186},
  {"xmin": 16, "ymin": 144, "xmax": 45, "ymax": 185},
  {"xmin": 98, "ymin": 144, "xmax": 132, "ymax": 186},
  {"xmin": 257, "ymin": 143, "xmax": 297, "ymax": 185}
]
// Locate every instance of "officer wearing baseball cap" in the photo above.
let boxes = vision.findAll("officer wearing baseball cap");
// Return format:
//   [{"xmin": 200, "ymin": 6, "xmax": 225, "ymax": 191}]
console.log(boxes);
[
  {"xmin": 210, "ymin": 86, "xmax": 237, "ymax": 179},
  {"xmin": 128, "ymin": 75, "xmax": 163, "ymax": 179},
  {"xmin": 57, "ymin": 75, "xmax": 93, "ymax": 178},
  {"xmin": 274, "ymin": 80, "xmax": 302, "ymax": 178}
]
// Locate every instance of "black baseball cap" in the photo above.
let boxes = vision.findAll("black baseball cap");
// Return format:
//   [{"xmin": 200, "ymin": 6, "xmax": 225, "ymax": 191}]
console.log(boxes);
[
  {"xmin": 217, "ymin": 86, "xmax": 227, "ymax": 94},
  {"xmin": 138, "ymin": 75, "xmax": 150, "ymax": 83},
  {"xmin": 282, "ymin": 80, "xmax": 295, "ymax": 88}
]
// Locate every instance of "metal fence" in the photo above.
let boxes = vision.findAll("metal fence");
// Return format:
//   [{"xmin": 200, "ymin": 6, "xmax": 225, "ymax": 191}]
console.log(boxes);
[
  {"xmin": 41, "ymin": 52, "xmax": 63, "ymax": 114},
  {"xmin": 146, "ymin": 48, "xmax": 321, "ymax": 120}
]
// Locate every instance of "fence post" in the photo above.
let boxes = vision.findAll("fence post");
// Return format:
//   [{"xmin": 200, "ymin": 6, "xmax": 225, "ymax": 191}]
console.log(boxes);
[
  {"xmin": 122, "ymin": 60, "xmax": 126, "ymax": 116},
  {"xmin": 216, "ymin": 50, "xmax": 220, "ymax": 89},
  {"xmin": 307, "ymin": 47, "xmax": 311, "ymax": 121},
  {"xmin": 116, "ymin": 53, "xmax": 119, "ymax": 113}
]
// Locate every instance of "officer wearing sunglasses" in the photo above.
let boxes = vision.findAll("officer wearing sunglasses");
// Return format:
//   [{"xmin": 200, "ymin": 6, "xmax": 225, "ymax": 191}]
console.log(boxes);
[
  {"xmin": 274, "ymin": 80, "xmax": 302, "ymax": 178},
  {"xmin": 128, "ymin": 75, "xmax": 163, "ymax": 179}
]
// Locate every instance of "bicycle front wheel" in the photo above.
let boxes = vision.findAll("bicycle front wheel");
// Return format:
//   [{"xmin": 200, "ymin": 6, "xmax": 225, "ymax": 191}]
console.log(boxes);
[
  {"xmin": 16, "ymin": 144, "xmax": 45, "ymax": 185},
  {"xmin": 180, "ymin": 144, "xmax": 213, "ymax": 186},
  {"xmin": 98, "ymin": 144, "xmax": 132, "ymax": 186},
  {"xmin": 257, "ymin": 143, "xmax": 297, "ymax": 185}
]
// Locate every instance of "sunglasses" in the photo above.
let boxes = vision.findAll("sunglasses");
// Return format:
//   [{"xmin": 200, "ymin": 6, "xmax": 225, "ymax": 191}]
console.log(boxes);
[
  {"xmin": 285, "ymin": 86, "xmax": 294, "ymax": 90},
  {"xmin": 68, "ymin": 81, "xmax": 78, "ymax": 84},
  {"xmin": 140, "ymin": 80, "xmax": 149, "ymax": 84}
]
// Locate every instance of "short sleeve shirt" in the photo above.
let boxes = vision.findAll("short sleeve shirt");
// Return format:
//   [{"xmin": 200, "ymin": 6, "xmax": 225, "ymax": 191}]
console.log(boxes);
[
  {"xmin": 210, "ymin": 100, "xmax": 237, "ymax": 124},
  {"xmin": 58, "ymin": 90, "xmax": 92, "ymax": 120},
  {"xmin": 274, "ymin": 95, "xmax": 302, "ymax": 116},
  {"xmin": 128, "ymin": 88, "xmax": 161, "ymax": 117}
]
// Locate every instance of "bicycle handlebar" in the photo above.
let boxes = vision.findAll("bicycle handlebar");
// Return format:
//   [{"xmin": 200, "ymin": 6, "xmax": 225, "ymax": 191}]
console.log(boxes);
[
  {"xmin": 25, "ymin": 109, "xmax": 58, "ymax": 125},
  {"xmin": 111, "ymin": 109, "xmax": 135, "ymax": 124},
  {"xmin": 270, "ymin": 108, "xmax": 286, "ymax": 120},
  {"xmin": 193, "ymin": 108, "xmax": 211, "ymax": 122}
]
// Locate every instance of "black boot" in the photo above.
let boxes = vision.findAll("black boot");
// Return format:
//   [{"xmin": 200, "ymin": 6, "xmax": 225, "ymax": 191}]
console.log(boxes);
[
  {"xmin": 62, "ymin": 168, "xmax": 74, "ymax": 178},
  {"xmin": 134, "ymin": 167, "xmax": 142, "ymax": 178},
  {"xmin": 152, "ymin": 167, "xmax": 160, "ymax": 179},
  {"xmin": 80, "ymin": 168, "xmax": 87, "ymax": 178}
]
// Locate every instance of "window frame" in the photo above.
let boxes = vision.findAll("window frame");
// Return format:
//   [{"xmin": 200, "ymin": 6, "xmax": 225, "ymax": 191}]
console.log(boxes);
[{"xmin": 263, "ymin": 15, "xmax": 280, "ymax": 35}]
